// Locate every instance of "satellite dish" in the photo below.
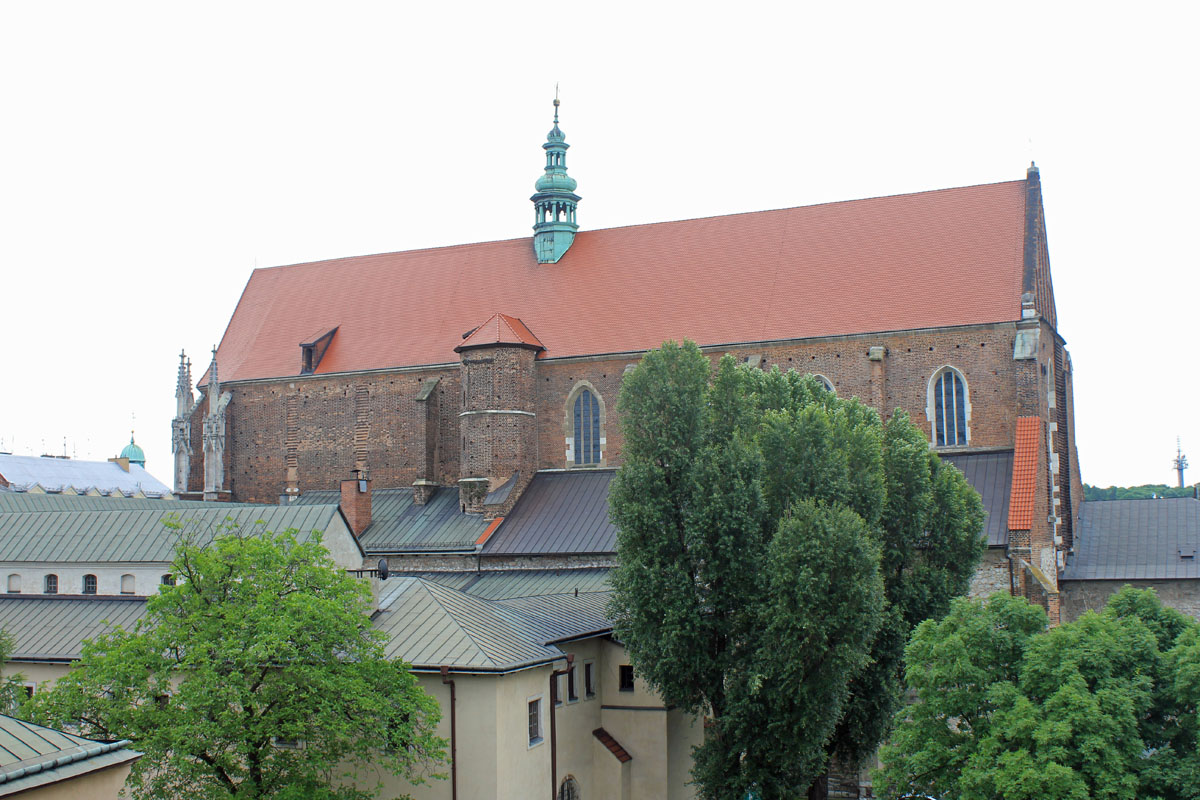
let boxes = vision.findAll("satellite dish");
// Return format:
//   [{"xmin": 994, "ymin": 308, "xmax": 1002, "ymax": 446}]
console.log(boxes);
[{"xmin": 377, "ymin": 558, "xmax": 389, "ymax": 581}]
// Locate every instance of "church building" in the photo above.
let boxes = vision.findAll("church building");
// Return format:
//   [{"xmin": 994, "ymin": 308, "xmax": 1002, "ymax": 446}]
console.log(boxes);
[{"xmin": 174, "ymin": 99, "xmax": 1080, "ymax": 625}]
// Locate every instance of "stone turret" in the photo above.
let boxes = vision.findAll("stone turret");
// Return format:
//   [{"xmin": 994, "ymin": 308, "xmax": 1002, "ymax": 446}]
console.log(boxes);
[
  {"xmin": 171, "ymin": 350, "xmax": 193, "ymax": 494},
  {"xmin": 530, "ymin": 95, "xmax": 581, "ymax": 264},
  {"xmin": 201, "ymin": 347, "xmax": 230, "ymax": 501}
]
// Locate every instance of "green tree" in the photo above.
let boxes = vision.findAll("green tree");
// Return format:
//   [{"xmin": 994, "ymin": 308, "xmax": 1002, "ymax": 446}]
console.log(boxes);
[
  {"xmin": 26, "ymin": 523, "xmax": 444, "ymax": 800},
  {"xmin": 0, "ymin": 630, "xmax": 28, "ymax": 713},
  {"xmin": 608, "ymin": 341, "xmax": 984, "ymax": 799},
  {"xmin": 878, "ymin": 588, "xmax": 1200, "ymax": 800}
]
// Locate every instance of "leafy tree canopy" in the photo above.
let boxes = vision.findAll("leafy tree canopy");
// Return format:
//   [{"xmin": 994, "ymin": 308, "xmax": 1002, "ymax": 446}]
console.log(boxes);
[
  {"xmin": 878, "ymin": 588, "xmax": 1200, "ymax": 800},
  {"xmin": 26, "ymin": 523, "xmax": 444, "ymax": 800},
  {"xmin": 608, "ymin": 341, "xmax": 984, "ymax": 799},
  {"xmin": 1084, "ymin": 483, "xmax": 1195, "ymax": 501}
]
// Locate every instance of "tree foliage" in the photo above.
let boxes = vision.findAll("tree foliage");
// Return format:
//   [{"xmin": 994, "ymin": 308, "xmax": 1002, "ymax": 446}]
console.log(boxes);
[
  {"xmin": 608, "ymin": 341, "xmax": 985, "ymax": 799},
  {"xmin": 0, "ymin": 630, "xmax": 28, "ymax": 713},
  {"xmin": 878, "ymin": 588, "xmax": 1200, "ymax": 800},
  {"xmin": 1084, "ymin": 483, "xmax": 1195, "ymax": 501},
  {"xmin": 25, "ymin": 523, "xmax": 444, "ymax": 800}
]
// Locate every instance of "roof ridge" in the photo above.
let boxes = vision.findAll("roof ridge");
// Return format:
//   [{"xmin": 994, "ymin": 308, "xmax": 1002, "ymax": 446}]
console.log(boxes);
[{"xmin": 246, "ymin": 178, "xmax": 1028, "ymax": 273}]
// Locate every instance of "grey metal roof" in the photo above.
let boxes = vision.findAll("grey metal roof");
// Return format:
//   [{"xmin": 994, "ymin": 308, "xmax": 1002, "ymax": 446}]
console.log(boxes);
[
  {"xmin": 0, "ymin": 493, "xmax": 266, "ymax": 513},
  {"xmin": 412, "ymin": 568, "xmax": 612, "ymax": 600},
  {"xmin": 0, "ymin": 454, "xmax": 170, "ymax": 497},
  {"xmin": 1063, "ymin": 498, "xmax": 1200, "ymax": 581},
  {"xmin": 494, "ymin": 592, "xmax": 613, "ymax": 643},
  {"xmin": 0, "ymin": 596, "xmax": 147, "ymax": 661},
  {"xmin": 942, "ymin": 450, "xmax": 1014, "ymax": 547},
  {"xmin": 373, "ymin": 578, "xmax": 561, "ymax": 671},
  {"xmin": 483, "ymin": 470, "xmax": 617, "ymax": 555},
  {"xmin": 0, "ymin": 713, "xmax": 139, "ymax": 794},
  {"xmin": 297, "ymin": 488, "xmax": 487, "ymax": 552},
  {"xmin": 0, "ymin": 504, "xmax": 344, "ymax": 563}
]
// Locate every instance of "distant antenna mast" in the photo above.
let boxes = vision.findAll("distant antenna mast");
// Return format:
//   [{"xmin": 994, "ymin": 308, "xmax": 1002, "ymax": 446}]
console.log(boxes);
[{"xmin": 1174, "ymin": 438, "xmax": 1189, "ymax": 488}]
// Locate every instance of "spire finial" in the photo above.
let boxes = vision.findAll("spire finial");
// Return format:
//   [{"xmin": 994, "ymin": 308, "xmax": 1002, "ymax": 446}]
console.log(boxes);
[{"xmin": 553, "ymin": 84, "xmax": 560, "ymax": 124}]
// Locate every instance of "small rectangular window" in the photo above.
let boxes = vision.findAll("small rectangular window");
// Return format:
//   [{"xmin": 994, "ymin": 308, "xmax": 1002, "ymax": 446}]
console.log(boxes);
[
  {"xmin": 553, "ymin": 673, "xmax": 564, "ymax": 707},
  {"xmin": 567, "ymin": 666, "xmax": 577, "ymax": 702},
  {"xmin": 528, "ymin": 698, "xmax": 542, "ymax": 745},
  {"xmin": 82, "ymin": 574, "xmax": 97, "ymax": 595},
  {"xmin": 584, "ymin": 662, "xmax": 595, "ymax": 698},
  {"xmin": 44, "ymin": 575, "xmax": 58, "ymax": 594},
  {"xmin": 619, "ymin": 664, "xmax": 635, "ymax": 692}
]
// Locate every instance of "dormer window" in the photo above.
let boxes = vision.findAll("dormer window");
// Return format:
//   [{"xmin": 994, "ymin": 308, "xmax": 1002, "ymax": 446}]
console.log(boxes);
[{"xmin": 298, "ymin": 327, "xmax": 338, "ymax": 375}]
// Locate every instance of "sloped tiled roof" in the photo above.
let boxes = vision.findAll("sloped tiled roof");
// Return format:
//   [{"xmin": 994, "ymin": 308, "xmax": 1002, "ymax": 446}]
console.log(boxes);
[
  {"xmin": 0, "ymin": 504, "xmax": 344, "ymax": 563},
  {"xmin": 0, "ymin": 713, "xmax": 139, "ymax": 794},
  {"xmin": 1008, "ymin": 418, "xmax": 1040, "ymax": 531},
  {"xmin": 593, "ymin": 728, "xmax": 632, "ymax": 763},
  {"xmin": 942, "ymin": 450, "xmax": 1014, "ymax": 547},
  {"xmin": 0, "ymin": 454, "xmax": 170, "ymax": 497},
  {"xmin": 1063, "ymin": 498, "xmax": 1200, "ymax": 581},
  {"xmin": 208, "ymin": 180, "xmax": 1029, "ymax": 383},
  {"xmin": 483, "ymin": 470, "xmax": 617, "ymax": 555},
  {"xmin": 0, "ymin": 596, "xmax": 148, "ymax": 661},
  {"xmin": 373, "ymin": 578, "xmax": 561, "ymax": 671},
  {"xmin": 455, "ymin": 313, "xmax": 545, "ymax": 353},
  {"xmin": 295, "ymin": 487, "xmax": 486, "ymax": 552}
]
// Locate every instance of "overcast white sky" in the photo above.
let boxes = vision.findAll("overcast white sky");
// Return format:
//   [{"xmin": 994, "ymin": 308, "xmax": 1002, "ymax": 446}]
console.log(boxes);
[{"xmin": 1, "ymin": 1, "xmax": 1196, "ymax": 489}]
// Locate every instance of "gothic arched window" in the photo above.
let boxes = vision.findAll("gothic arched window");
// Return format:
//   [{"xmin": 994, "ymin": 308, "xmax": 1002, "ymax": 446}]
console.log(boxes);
[
  {"xmin": 574, "ymin": 390, "xmax": 600, "ymax": 465},
  {"xmin": 930, "ymin": 367, "xmax": 969, "ymax": 447},
  {"xmin": 557, "ymin": 776, "xmax": 580, "ymax": 800},
  {"xmin": 564, "ymin": 383, "xmax": 606, "ymax": 468}
]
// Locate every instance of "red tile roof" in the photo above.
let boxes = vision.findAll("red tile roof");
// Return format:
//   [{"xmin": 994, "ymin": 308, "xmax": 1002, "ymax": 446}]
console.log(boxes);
[
  {"xmin": 455, "ymin": 313, "xmax": 545, "ymax": 353},
  {"xmin": 1008, "ymin": 417, "xmax": 1041, "ymax": 531},
  {"xmin": 593, "ymin": 727, "xmax": 632, "ymax": 763},
  {"xmin": 209, "ymin": 180, "xmax": 1029, "ymax": 384}
]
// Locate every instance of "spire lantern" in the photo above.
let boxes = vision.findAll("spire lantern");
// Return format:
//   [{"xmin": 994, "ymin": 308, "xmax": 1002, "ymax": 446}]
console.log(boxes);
[{"xmin": 531, "ymin": 94, "xmax": 580, "ymax": 264}]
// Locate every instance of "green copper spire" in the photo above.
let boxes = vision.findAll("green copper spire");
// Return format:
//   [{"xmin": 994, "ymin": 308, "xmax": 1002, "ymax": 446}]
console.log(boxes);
[{"xmin": 531, "ymin": 93, "xmax": 580, "ymax": 264}]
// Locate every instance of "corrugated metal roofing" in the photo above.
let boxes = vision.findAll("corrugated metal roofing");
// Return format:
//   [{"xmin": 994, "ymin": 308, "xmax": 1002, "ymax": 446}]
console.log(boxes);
[
  {"xmin": 207, "ymin": 180, "xmax": 1029, "ymax": 384},
  {"xmin": 412, "ymin": 569, "xmax": 612, "ymax": 600},
  {"xmin": 0, "ymin": 454, "xmax": 170, "ymax": 496},
  {"xmin": 0, "ymin": 713, "xmax": 139, "ymax": 792},
  {"xmin": 483, "ymin": 470, "xmax": 617, "ymax": 555},
  {"xmin": 942, "ymin": 450, "xmax": 1014, "ymax": 547},
  {"xmin": 0, "ymin": 505, "xmax": 343, "ymax": 563},
  {"xmin": 295, "ymin": 487, "xmax": 486, "ymax": 552},
  {"xmin": 1008, "ymin": 418, "xmax": 1040, "ymax": 531},
  {"xmin": 0, "ymin": 596, "xmax": 147, "ymax": 661},
  {"xmin": 1063, "ymin": 498, "xmax": 1200, "ymax": 581},
  {"xmin": 373, "ymin": 578, "xmax": 560, "ymax": 670}
]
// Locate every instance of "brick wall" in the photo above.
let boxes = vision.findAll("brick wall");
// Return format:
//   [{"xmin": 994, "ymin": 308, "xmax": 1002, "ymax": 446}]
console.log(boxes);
[{"xmin": 200, "ymin": 320, "xmax": 1060, "ymax": 509}]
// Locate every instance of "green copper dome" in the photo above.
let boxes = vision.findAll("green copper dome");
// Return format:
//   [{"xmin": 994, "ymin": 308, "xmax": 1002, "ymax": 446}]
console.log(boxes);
[
  {"xmin": 120, "ymin": 434, "xmax": 145, "ymax": 467},
  {"xmin": 531, "ymin": 96, "xmax": 581, "ymax": 264},
  {"xmin": 535, "ymin": 168, "xmax": 577, "ymax": 193}
]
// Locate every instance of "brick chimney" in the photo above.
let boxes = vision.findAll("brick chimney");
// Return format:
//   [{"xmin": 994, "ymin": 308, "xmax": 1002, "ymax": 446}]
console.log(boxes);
[{"xmin": 340, "ymin": 471, "xmax": 372, "ymax": 536}]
